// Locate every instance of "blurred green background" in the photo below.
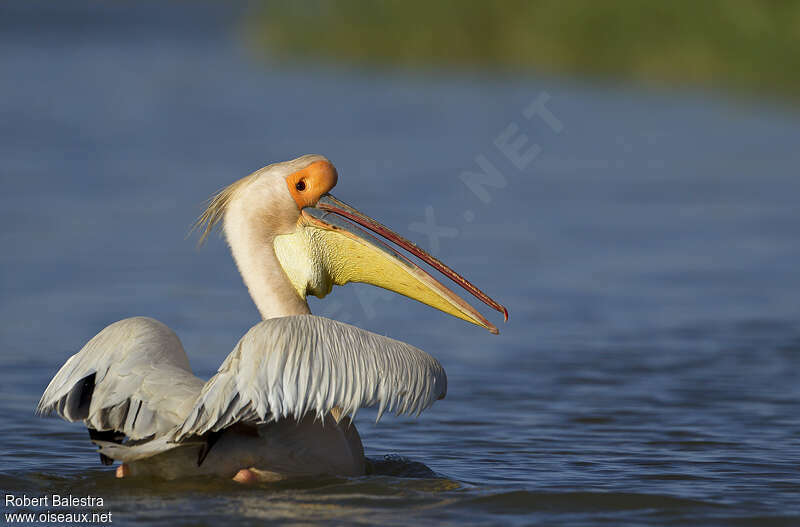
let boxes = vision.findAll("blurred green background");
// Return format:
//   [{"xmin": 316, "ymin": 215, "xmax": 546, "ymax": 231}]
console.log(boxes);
[
  {"xmin": 249, "ymin": 0, "xmax": 800, "ymax": 100},
  {"xmin": 3, "ymin": 2, "xmax": 800, "ymax": 525}
]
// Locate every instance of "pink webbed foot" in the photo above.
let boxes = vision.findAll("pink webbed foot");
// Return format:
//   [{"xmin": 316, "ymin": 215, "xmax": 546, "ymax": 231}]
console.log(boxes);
[
  {"xmin": 233, "ymin": 468, "xmax": 259, "ymax": 484},
  {"xmin": 115, "ymin": 463, "xmax": 130, "ymax": 478}
]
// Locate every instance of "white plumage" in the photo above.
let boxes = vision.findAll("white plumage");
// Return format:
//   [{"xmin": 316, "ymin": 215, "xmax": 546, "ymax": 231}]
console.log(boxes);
[
  {"xmin": 175, "ymin": 315, "xmax": 446, "ymax": 440},
  {"xmin": 37, "ymin": 314, "xmax": 446, "ymax": 477},
  {"xmin": 37, "ymin": 317, "xmax": 203, "ymax": 440},
  {"xmin": 37, "ymin": 155, "xmax": 503, "ymax": 480}
]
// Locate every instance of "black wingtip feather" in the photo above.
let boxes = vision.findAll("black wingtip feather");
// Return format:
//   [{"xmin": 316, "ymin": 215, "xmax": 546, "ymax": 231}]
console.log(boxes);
[
  {"xmin": 197, "ymin": 430, "xmax": 223, "ymax": 467},
  {"xmin": 88, "ymin": 428, "xmax": 125, "ymax": 466}
]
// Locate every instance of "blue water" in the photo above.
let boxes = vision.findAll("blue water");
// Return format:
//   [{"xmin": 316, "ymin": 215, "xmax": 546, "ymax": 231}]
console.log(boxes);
[{"xmin": 2, "ymin": 2, "xmax": 800, "ymax": 525}]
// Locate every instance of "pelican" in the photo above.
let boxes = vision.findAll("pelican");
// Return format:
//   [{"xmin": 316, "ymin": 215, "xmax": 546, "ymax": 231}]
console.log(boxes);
[{"xmin": 37, "ymin": 155, "xmax": 507, "ymax": 482}]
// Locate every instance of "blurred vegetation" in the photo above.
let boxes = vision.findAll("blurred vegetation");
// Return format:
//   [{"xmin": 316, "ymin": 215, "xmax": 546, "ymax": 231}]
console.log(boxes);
[{"xmin": 247, "ymin": 0, "xmax": 800, "ymax": 99}]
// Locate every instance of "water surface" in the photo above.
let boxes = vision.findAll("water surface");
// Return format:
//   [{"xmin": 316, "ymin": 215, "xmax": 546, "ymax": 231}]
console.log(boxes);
[{"xmin": 1, "ymin": 2, "xmax": 799, "ymax": 525}]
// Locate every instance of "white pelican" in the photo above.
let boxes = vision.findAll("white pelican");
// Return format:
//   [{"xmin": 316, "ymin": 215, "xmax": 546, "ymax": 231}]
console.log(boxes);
[{"xmin": 37, "ymin": 154, "xmax": 507, "ymax": 482}]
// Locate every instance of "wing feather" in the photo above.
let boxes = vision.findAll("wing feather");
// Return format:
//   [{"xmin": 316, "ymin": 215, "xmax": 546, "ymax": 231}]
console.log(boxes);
[
  {"xmin": 173, "ymin": 315, "xmax": 446, "ymax": 440},
  {"xmin": 37, "ymin": 317, "xmax": 205, "ymax": 440}
]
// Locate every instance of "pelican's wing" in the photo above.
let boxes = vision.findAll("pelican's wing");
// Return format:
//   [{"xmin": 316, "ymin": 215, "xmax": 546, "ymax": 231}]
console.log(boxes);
[
  {"xmin": 37, "ymin": 317, "xmax": 205, "ymax": 440},
  {"xmin": 173, "ymin": 315, "xmax": 447, "ymax": 440}
]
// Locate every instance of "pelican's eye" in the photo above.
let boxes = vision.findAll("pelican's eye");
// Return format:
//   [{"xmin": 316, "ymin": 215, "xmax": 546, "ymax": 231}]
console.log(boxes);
[{"xmin": 295, "ymin": 180, "xmax": 306, "ymax": 191}]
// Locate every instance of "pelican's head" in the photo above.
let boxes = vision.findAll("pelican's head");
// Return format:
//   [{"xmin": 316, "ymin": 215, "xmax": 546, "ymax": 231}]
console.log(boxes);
[{"xmin": 197, "ymin": 154, "xmax": 507, "ymax": 333}]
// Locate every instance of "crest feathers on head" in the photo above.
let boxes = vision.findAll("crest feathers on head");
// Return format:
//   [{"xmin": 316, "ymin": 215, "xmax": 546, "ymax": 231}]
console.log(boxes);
[{"xmin": 191, "ymin": 176, "xmax": 253, "ymax": 246}]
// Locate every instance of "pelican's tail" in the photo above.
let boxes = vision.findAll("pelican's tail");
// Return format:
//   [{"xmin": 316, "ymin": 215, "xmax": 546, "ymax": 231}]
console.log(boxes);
[{"xmin": 92, "ymin": 437, "xmax": 197, "ymax": 463}]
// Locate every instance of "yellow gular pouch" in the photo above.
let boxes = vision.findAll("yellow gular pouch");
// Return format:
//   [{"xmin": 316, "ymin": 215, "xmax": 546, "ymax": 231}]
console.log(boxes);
[
  {"xmin": 273, "ymin": 226, "xmax": 334, "ymax": 300},
  {"xmin": 273, "ymin": 222, "xmax": 486, "ymax": 327}
]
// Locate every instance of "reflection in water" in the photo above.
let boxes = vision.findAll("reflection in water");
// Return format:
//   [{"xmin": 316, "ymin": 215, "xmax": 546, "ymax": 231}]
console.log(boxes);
[
  {"xmin": 366, "ymin": 455, "xmax": 440, "ymax": 479},
  {"xmin": 1, "ymin": 459, "xmax": 463, "ymax": 525}
]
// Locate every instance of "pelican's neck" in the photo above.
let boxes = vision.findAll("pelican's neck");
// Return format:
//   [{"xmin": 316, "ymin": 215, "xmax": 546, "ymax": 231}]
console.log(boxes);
[{"xmin": 224, "ymin": 212, "xmax": 310, "ymax": 320}]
